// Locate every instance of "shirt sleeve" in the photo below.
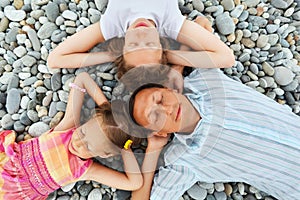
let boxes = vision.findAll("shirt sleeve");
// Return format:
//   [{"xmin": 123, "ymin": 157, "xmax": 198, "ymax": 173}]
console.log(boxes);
[
  {"xmin": 161, "ymin": 0, "xmax": 186, "ymax": 40},
  {"xmin": 150, "ymin": 165, "xmax": 197, "ymax": 200}
]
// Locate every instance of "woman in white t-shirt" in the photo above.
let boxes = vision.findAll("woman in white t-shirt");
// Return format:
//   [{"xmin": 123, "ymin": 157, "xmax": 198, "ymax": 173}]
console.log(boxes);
[{"xmin": 48, "ymin": 0, "xmax": 234, "ymax": 77}]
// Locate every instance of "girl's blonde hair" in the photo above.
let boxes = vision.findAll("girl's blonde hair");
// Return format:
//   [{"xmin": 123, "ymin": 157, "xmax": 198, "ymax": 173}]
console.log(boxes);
[{"xmin": 94, "ymin": 102, "xmax": 141, "ymax": 149}]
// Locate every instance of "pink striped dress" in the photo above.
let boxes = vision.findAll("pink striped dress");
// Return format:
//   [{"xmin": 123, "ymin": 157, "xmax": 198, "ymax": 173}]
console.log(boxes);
[{"xmin": 0, "ymin": 128, "xmax": 93, "ymax": 200}]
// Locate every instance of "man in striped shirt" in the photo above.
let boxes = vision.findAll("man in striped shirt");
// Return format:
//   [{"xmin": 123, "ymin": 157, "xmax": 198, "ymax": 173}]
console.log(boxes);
[{"xmin": 127, "ymin": 67, "xmax": 300, "ymax": 200}]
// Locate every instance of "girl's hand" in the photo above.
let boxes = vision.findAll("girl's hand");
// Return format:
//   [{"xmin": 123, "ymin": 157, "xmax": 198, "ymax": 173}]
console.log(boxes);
[
  {"xmin": 194, "ymin": 16, "xmax": 213, "ymax": 33},
  {"xmin": 165, "ymin": 68, "xmax": 184, "ymax": 93},
  {"xmin": 147, "ymin": 133, "xmax": 170, "ymax": 152}
]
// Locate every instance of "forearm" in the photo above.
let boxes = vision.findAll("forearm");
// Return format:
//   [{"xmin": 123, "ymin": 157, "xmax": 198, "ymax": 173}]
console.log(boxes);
[
  {"xmin": 122, "ymin": 149, "xmax": 143, "ymax": 189},
  {"xmin": 167, "ymin": 49, "xmax": 235, "ymax": 68},
  {"xmin": 131, "ymin": 148, "xmax": 162, "ymax": 200},
  {"xmin": 48, "ymin": 51, "xmax": 115, "ymax": 69}
]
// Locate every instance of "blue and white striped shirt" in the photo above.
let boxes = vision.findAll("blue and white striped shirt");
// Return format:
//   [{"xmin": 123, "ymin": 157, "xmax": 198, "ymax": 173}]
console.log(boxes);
[{"xmin": 151, "ymin": 68, "xmax": 300, "ymax": 200}]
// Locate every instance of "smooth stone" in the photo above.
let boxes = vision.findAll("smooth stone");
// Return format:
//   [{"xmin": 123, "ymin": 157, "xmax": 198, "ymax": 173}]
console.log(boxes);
[
  {"xmin": 88, "ymin": 188, "xmax": 102, "ymax": 200},
  {"xmin": 238, "ymin": 52, "xmax": 250, "ymax": 62},
  {"xmin": 48, "ymin": 102, "xmax": 57, "ymax": 117},
  {"xmin": 262, "ymin": 62, "xmax": 275, "ymax": 76},
  {"xmin": 49, "ymin": 111, "xmax": 64, "ymax": 128},
  {"xmin": 259, "ymin": 77, "xmax": 275, "ymax": 88},
  {"xmin": 243, "ymin": 0, "xmax": 260, "ymax": 7},
  {"xmin": 282, "ymin": 79, "xmax": 299, "ymax": 91},
  {"xmin": 28, "ymin": 121, "xmax": 50, "ymax": 137},
  {"xmin": 256, "ymin": 34, "xmax": 269, "ymax": 48},
  {"xmin": 51, "ymin": 30, "xmax": 67, "ymax": 43},
  {"xmin": 271, "ymin": 0, "xmax": 293, "ymax": 9},
  {"xmin": 7, "ymin": 75, "xmax": 19, "ymax": 90},
  {"xmin": 37, "ymin": 22, "xmax": 57, "ymax": 39},
  {"xmin": 214, "ymin": 192, "xmax": 227, "ymax": 200},
  {"xmin": 215, "ymin": 182, "xmax": 225, "ymax": 192},
  {"xmin": 94, "ymin": 0, "xmax": 108, "ymax": 11},
  {"xmin": 5, "ymin": 27, "xmax": 19, "ymax": 43},
  {"xmin": 58, "ymin": 90, "xmax": 69, "ymax": 103},
  {"xmin": 14, "ymin": 120, "xmax": 25, "ymax": 132},
  {"xmin": 62, "ymin": 10, "xmax": 78, "ymax": 21},
  {"xmin": 61, "ymin": 182, "xmax": 76, "ymax": 192},
  {"xmin": 13, "ymin": 46, "xmax": 27, "ymax": 58},
  {"xmin": 0, "ymin": 17, "xmax": 9, "ymax": 32},
  {"xmin": 56, "ymin": 101, "xmax": 66, "ymax": 112},
  {"xmin": 232, "ymin": 193, "xmax": 243, "ymax": 200},
  {"xmin": 273, "ymin": 88, "xmax": 285, "ymax": 96},
  {"xmin": 216, "ymin": 12, "xmax": 235, "ymax": 35},
  {"xmin": 20, "ymin": 111, "xmax": 32, "ymax": 126},
  {"xmin": 27, "ymin": 110, "xmax": 39, "ymax": 122},
  {"xmin": 285, "ymin": 92, "xmax": 295, "ymax": 105},
  {"xmin": 77, "ymin": 184, "xmax": 93, "ymax": 197},
  {"xmin": 221, "ymin": 0, "xmax": 235, "ymax": 11},
  {"xmin": 6, "ymin": 88, "xmax": 21, "ymax": 114},
  {"xmin": 97, "ymin": 72, "xmax": 114, "ymax": 80},
  {"xmin": 1, "ymin": 114, "xmax": 14, "ymax": 129},
  {"xmin": 45, "ymin": 2, "xmax": 59, "ymax": 22},
  {"xmin": 248, "ymin": 16, "xmax": 268, "ymax": 27},
  {"xmin": 51, "ymin": 73, "xmax": 62, "ymax": 91},
  {"xmin": 274, "ymin": 67, "xmax": 295, "ymax": 86},
  {"xmin": 230, "ymin": 5, "xmax": 244, "ymax": 18},
  {"xmin": 241, "ymin": 38, "xmax": 255, "ymax": 48},
  {"xmin": 187, "ymin": 184, "xmax": 207, "ymax": 200},
  {"xmin": 192, "ymin": 0, "xmax": 204, "ymax": 12},
  {"xmin": 27, "ymin": 28, "xmax": 41, "ymax": 51},
  {"xmin": 21, "ymin": 55, "xmax": 36, "ymax": 67},
  {"xmin": 245, "ymin": 81, "xmax": 260, "ymax": 88},
  {"xmin": 4, "ymin": 6, "xmax": 26, "ymax": 21}
]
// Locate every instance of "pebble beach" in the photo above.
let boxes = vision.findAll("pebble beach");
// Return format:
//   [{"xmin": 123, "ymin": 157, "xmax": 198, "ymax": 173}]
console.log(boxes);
[{"xmin": 0, "ymin": 0, "xmax": 300, "ymax": 199}]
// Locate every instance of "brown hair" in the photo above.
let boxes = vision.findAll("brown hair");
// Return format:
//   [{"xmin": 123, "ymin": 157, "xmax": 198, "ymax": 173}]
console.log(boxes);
[
  {"xmin": 94, "ymin": 102, "xmax": 141, "ymax": 148},
  {"xmin": 106, "ymin": 37, "xmax": 171, "ymax": 79}
]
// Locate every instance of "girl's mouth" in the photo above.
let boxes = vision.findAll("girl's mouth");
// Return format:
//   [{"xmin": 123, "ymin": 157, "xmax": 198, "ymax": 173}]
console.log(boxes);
[{"xmin": 135, "ymin": 22, "xmax": 149, "ymax": 28}]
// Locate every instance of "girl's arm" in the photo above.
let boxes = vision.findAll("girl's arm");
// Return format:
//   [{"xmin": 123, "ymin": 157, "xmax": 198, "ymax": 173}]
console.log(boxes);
[
  {"xmin": 131, "ymin": 135, "xmax": 170, "ymax": 200},
  {"xmin": 47, "ymin": 22, "xmax": 116, "ymax": 69},
  {"xmin": 81, "ymin": 149, "xmax": 143, "ymax": 191},
  {"xmin": 54, "ymin": 72, "xmax": 108, "ymax": 131},
  {"xmin": 168, "ymin": 19, "xmax": 235, "ymax": 68}
]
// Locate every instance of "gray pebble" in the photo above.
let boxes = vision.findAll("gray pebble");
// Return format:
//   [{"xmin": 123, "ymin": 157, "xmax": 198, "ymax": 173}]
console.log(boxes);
[
  {"xmin": 14, "ymin": 121, "xmax": 25, "ymax": 132},
  {"xmin": 216, "ymin": 12, "xmax": 235, "ymax": 35},
  {"xmin": 221, "ymin": 0, "xmax": 235, "ymax": 11},
  {"xmin": 62, "ymin": 10, "xmax": 78, "ymax": 20},
  {"xmin": 37, "ymin": 22, "xmax": 58, "ymax": 39},
  {"xmin": 20, "ymin": 111, "xmax": 32, "ymax": 126},
  {"xmin": 28, "ymin": 121, "xmax": 50, "ymax": 137},
  {"xmin": 6, "ymin": 88, "xmax": 21, "ymax": 114},
  {"xmin": 187, "ymin": 184, "xmax": 207, "ymax": 200},
  {"xmin": 51, "ymin": 73, "xmax": 62, "ymax": 91},
  {"xmin": 214, "ymin": 192, "xmax": 227, "ymax": 200},
  {"xmin": 77, "ymin": 184, "xmax": 93, "ymax": 197},
  {"xmin": 7, "ymin": 75, "xmax": 19, "ymax": 90},
  {"xmin": 282, "ymin": 79, "xmax": 299, "ymax": 91},
  {"xmin": 45, "ymin": 2, "xmax": 59, "ymax": 22},
  {"xmin": 27, "ymin": 28, "xmax": 41, "ymax": 51},
  {"xmin": 1, "ymin": 114, "xmax": 14, "ymax": 129},
  {"xmin": 192, "ymin": 0, "xmax": 204, "ymax": 12},
  {"xmin": 21, "ymin": 55, "xmax": 37, "ymax": 67},
  {"xmin": 4, "ymin": 6, "xmax": 26, "ymax": 21},
  {"xmin": 27, "ymin": 110, "xmax": 39, "ymax": 122},
  {"xmin": 274, "ymin": 67, "xmax": 295, "ymax": 86}
]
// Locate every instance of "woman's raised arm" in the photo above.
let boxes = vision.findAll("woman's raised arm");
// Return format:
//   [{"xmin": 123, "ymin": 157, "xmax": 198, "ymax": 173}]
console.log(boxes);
[
  {"xmin": 47, "ymin": 22, "xmax": 115, "ymax": 69},
  {"xmin": 168, "ymin": 20, "xmax": 235, "ymax": 69}
]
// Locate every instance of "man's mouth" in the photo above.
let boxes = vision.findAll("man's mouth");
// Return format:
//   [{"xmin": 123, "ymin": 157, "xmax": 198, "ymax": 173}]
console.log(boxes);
[{"xmin": 175, "ymin": 105, "xmax": 181, "ymax": 121}]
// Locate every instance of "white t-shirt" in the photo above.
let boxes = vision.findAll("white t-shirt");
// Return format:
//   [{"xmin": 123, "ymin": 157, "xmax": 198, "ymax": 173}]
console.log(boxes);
[{"xmin": 100, "ymin": 0, "xmax": 186, "ymax": 40}]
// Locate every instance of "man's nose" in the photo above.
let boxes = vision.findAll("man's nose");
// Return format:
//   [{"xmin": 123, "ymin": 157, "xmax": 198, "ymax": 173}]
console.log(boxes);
[{"xmin": 162, "ymin": 104, "xmax": 173, "ymax": 115}]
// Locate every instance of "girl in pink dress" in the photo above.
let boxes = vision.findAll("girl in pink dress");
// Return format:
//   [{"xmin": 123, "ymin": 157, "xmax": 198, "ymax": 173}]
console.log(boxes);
[{"xmin": 0, "ymin": 72, "xmax": 166, "ymax": 200}]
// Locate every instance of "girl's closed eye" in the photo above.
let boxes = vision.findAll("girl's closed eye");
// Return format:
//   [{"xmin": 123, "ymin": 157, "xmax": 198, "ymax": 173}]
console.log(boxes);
[{"xmin": 146, "ymin": 42, "xmax": 155, "ymax": 47}]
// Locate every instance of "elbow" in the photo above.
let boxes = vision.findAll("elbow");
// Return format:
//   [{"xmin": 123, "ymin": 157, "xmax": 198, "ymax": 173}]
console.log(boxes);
[
  {"xmin": 222, "ymin": 49, "xmax": 235, "ymax": 68},
  {"xmin": 131, "ymin": 176, "xmax": 144, "ymax": 190},
  {"xmin": 47, "ymin": 51, "xmax": 60, "ymax": 69}
]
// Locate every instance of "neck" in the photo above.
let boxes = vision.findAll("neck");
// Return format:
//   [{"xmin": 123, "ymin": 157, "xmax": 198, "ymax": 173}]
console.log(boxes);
[{"xmin": 179, "ymin": 98, "xmax": 201, "ymax": 134}]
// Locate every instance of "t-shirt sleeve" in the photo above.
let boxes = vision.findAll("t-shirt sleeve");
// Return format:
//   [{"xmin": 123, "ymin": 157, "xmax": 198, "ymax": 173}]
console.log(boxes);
[
  {"xmin": 150, "ymin": 165, "xmax": 197, "ymax": 200},
  {"xmin": 161, "ymin": 0, "xmax": 186, "ymax": 40}
]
